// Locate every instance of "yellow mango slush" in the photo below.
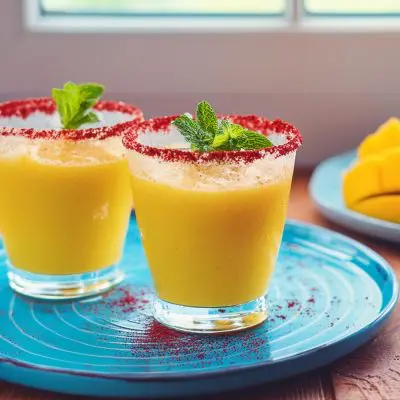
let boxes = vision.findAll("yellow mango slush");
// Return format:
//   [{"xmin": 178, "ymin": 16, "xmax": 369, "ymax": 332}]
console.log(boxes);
[
  {"xmin": 0, "ymin": 139, "xmax": 132, "ymax": 275},
  {"xmin": 131, "ymin": 174, "xmax": 292, "ymax": 307}
]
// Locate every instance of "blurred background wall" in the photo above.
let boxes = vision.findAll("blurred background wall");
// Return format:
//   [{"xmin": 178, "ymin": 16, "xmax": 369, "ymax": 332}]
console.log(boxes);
[{"xmin": 1, "ymin": 0, "xmax": 400, "ymax": 165}]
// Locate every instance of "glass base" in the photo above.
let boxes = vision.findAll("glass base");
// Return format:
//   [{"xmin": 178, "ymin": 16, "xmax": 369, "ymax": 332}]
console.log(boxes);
[
  {"xmin": 7, "ymin": 263, "xmax": 124, "ymax": 300},
  {"xmin": 154, "ymin": 295, "xmax": 268, "ymax": 334}
]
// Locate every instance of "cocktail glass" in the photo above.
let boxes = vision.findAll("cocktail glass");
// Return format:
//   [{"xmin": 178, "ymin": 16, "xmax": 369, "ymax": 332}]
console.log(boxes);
[
  {"xmin": 0, "ymin": 98, "xmax": 143, "ymax": 299},
  {"xmin": 124, "ymin": 115, "xmax": 302, "ymax": 333}
]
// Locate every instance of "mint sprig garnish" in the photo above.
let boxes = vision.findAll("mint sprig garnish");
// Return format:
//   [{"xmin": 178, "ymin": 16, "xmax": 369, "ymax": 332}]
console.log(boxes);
[
  {"xmin": 52, "ymin": 82, "xmax": 104, "ymax": 129},
  {"xmin": 172, "ymin": 101, "xmax": 273, "ymax": 152}
]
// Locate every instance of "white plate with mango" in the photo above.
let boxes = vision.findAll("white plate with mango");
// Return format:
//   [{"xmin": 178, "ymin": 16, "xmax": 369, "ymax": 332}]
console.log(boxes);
[{"xmin": 310, "ymin": 118, "xmax": 400, "ymax": 243}]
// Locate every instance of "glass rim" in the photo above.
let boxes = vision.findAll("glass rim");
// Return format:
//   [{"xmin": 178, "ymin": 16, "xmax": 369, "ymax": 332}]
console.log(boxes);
[
  {"xmin": 123, "ymin": 114, "xmax": 303, "ymax": 164},
  {"xmin": 0, "ymin": 97, "xmax": 143, "ymax": 141}
]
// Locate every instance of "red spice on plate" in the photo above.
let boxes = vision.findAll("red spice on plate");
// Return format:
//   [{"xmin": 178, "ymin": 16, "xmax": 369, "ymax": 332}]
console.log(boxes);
[
  {"xmin": 287, "ymin": 300, "xmax": 299, "ymax": 309},
  {"xmin": 307, "ymin": 297, "xmax": 316, "ymax": 304},
  {"xmin": 141, "ymin": 320, "xmax": 186, "ymax": 344},
  {"xmin": 112, "ymin": 288, "xmax": 137, "ymax": 307}
]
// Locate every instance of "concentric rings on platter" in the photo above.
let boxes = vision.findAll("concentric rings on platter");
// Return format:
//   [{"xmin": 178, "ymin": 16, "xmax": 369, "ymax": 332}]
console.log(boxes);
[{"xmin": 0, "ymin": 220, "xmax": 396, "ymax": 380}]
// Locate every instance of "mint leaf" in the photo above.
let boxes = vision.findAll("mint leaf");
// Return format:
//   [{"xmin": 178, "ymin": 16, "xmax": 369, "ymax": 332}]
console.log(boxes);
[
  {"xmin": 212, "ymin": 130, "xmax": 229, "ymax": 148},
  {"xmin": 172, "ymin": 114, "xmax": 213, "ymax": 151},
  {"xmin": 212, "ymin": 120, "xmax": 230, "ymax": 149},
  {"xmin": 51, "ymin": 89, "xmax": 69, "ymax": 128},
  {"xmin": 67, "ymin": 112, "xmax": 100, "ymax": 130},
  {"xmin": 52, "ymin": 82, "xmax": 104, "ymax": 129},
  {"xmin": 196, "ymin": 101, "xmax": 218, "ymax": 136},
  {"xmin": 79, "ymin": 83, "xmax": 104, "ymax": 110},
  {"xmin": 223, "ymin": 122, "xmax": 245, "ymax": 139},
  {"xmin": 235, "ymin": 130, "xmax": 273, "ymax": 150},
  {"xmin": 217, "ymin": 119, "xmax": 230, "ymax": 135},
  {"xmin": 56, "ymin": 83, "xmax": 81, "ymax": 126},
  {"xmin": 172, "ymin": 115, "xmax": 202, "ymax": 144},
  {"xmin": 213, "ymin": 122, "xmax": 272, "ymax": 151}
]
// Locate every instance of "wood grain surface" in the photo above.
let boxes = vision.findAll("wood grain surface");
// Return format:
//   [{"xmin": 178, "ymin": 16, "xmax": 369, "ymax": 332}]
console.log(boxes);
[{"xmin": 0, "ymin": 170, "xmax": 398, "ymax": 400}]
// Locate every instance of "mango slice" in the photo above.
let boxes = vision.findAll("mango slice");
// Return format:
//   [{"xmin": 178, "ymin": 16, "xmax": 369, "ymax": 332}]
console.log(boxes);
[
  {"xmin": 343, "ymin": 118, "xmax": 400, "ymax": 223},
  {"xmin": 358, "ymin": 117, "xmax": 400, "ymax": 160}
]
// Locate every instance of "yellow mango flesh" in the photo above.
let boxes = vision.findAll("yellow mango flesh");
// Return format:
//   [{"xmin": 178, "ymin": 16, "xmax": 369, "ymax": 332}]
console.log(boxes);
[
  {"xmin": 343, "ymin": 118, "xmax": 400, "ymax": 223},
  {"xmin": 353, "ymin": 196, "xmax": 400, "ymax": 223},
  {"xmin": 358, "ymin": 118, "xmax": 400, "ymax": 159}
]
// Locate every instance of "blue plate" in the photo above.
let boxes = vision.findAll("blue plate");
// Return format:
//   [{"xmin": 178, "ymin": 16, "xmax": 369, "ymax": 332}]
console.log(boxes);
[
  {"xmin": 0, "ymin": 218, "xmax": 397, "ymax": 398},
  {"xmin": 310, "ymin": 151, "xmax": 400, "ymax": 243}
]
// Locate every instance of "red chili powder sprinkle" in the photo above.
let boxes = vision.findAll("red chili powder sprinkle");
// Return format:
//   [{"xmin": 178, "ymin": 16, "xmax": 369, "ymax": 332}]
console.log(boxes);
[
  {"xmin": 111, "ymin": 287, "xmax": 139, "ymax": 313},
  {"xmin": 249, "ymin": 337, "xmax": 266, "ymax": 348},
  {"xmin": 307, "ymin": 297, "xmax": 316, "ymax": 304},
  {"xmin": 138, "ymin": 320, "xmax": 187, "ymax": 345},
  {"xmin": 287, "ymin": 300, "xmax": 298, "ymax": 309},
  {"xmin": 276, "ymin": 315, "xmax": 287, "ymax": 320}
]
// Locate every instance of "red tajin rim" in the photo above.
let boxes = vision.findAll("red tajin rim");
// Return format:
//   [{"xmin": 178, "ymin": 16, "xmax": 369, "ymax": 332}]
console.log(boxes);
[
  {"xmin": 0, "ymin": 97, "xmax": 143, "ymax": 141},
  {"xmin": 123, "ymin": 115, "xmax": 302, "ymax": 163}
]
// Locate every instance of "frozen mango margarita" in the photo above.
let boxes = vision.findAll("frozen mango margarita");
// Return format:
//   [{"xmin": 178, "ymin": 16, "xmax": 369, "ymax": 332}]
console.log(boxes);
[
  {"xmin": 0, "ymin": 85, "xmax": 143, "ymax": 299},
  {"xmin": 343, "ymin": 118, "xmax": 400, "ymax": 223},
  {"xmin": 124, "ymin": 101, "xmax": 302, "ymax": 333}
]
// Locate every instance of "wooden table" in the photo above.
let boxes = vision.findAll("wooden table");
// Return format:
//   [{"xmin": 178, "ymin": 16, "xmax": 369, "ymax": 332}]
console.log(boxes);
[{"xmin": 1, "ymin": 171, "xmax": 399, "ymax": 400}]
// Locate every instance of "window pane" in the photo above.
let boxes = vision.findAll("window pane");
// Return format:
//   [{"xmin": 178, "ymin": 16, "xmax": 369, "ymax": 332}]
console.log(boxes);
[
  {"xmin": 305, "ymin": 0, "xmax": 400, "ymax": 15},
  {"xmin": 41, "ymin": 0, "xmax": 286, "ymax": 16}
]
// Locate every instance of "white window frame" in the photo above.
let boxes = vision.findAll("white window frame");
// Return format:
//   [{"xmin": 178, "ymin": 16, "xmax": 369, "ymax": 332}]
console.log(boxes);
[
  {"xmin": 25, "ymin": 0, "xmax": 400, "ymax": 33},
  {"xmin": 25, "ymin": 0, "xmax": 294, "ymax": 33},
  {"xmin": 2, "ymin": 0, "xmax": 400, "ymax": 165}
]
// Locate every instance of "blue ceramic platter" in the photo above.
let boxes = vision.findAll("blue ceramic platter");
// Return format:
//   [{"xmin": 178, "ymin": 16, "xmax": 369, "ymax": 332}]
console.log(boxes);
[
  {"xmin": 310, "ymin": 151, "xmax": 400, "ymax": 243},
  {"xmin": 0, "ymin": 218, "xmax": 397, "ymax": 398}
]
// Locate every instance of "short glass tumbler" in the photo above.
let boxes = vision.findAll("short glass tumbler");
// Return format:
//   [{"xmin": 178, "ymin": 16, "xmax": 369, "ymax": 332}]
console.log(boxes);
[
  {"xmin": 0, "ymin": 98, "xmax": 143, "ymax": 299},
  {"xmin": 124, "ymin": 115, "xmax": 302, "ymax": 333}
]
